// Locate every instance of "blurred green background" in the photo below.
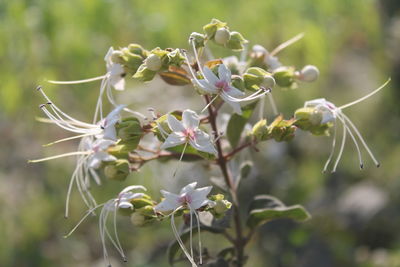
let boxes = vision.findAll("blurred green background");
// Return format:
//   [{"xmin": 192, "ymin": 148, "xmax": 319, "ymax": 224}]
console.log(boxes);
[{"xmin": 1, "ymin": 0, "xmax": 400, "ymax": 266}]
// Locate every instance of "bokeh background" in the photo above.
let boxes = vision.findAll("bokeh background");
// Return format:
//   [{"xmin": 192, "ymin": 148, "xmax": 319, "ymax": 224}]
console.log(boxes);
[{"xmin": 1, "ymin": 0, "xmax": 400, "ymax": 266}]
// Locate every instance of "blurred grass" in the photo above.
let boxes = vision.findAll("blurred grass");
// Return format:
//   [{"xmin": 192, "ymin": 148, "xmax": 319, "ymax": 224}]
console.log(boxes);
[{"xmin": 0, "ymin": 0, "xmax": 399, "ymax": 266}]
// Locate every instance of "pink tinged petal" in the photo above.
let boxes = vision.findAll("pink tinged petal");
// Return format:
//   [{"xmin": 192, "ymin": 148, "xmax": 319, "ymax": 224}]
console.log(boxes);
[
  {"xmin": 155, "ymin": 191, "xmax": 181, "ymax": 212},
  {"xmin": 160, "ymin": 132, "xmax": 186, "ymax": 150},
  {"xmin": 202, "ymin": 66, "xmax": 219, "ymax": 85},
  {"xmin": 182, "ymin": 109, "xmax": 200, "ymax": 129},
  {"xmin": 218, "ymin": 64, "xmax": 231, "ymax": 83},
  {"xmin": 220, "ymin": 94, "xmax": 243, "ymax": 115},
  {"xmin": 227, "ymin": 85, "xmax": 245, "ymax": 97},
  {"xmin": 180, "ymin": 182, "xmax": 198, "ymax": 194},
  {"xmin": 167, "ymin": 114, "xmax": 185, "ymax": 132}
]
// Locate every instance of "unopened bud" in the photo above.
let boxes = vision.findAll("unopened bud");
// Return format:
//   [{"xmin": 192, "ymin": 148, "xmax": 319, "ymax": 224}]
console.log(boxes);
[
  {"xmin": 104, "ymin": 159, "xmax": 130, "ymax": 181},
  {"xmin": 252, "ymin": 119, "xmax": 268, "ymax": 141},
  {"xmin": 189, "ymin": 32, "xmax": 206, "ymax": 48},
  {"xmin": 226, "ymin": 31, "xmax": 247, "ymax": 51},
  {"xmin": 145, "ymin": 54, "xmax": 162, "ymax": 71},
  {"xmin": 273, "ymin": 67, "xmax": 295, "ymax": 87},
  {"xmin": 261, "ymin": 75, "xmax": 276, "ymax": 89},
  {"xmin": 298, "ymin": 65, "xmax": 319, "ymax": 82},
  {"xmin": 214, "ymin": 28, "xmax": 231, "ymax": 45},
  {"xmin": 111, "ymin": 51, "xmax": 124, "ymax": 64}
]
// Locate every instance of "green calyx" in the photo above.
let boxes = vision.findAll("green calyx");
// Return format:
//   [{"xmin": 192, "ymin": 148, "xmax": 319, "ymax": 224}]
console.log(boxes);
[
  {"xmin": 104, "ymin": 159, "xmax": 130, "ymax": 181},
  {"xmin": 243, "ymin": 67, "xmax": 274, "ymax": 91},
  {"xmin": 209, "ymin": 194, "xmax": 232, "ymax": 219},
  {"xmin": 294, "ymin": 107, "xmax": 332, "ymax": 136},
  {"xmin": 251, "ymin": 116, "xmax": 297, "ymax": 142},
  {"xmin": 273, "ymin": 66, "xmax": 297, "ymax": 88}
]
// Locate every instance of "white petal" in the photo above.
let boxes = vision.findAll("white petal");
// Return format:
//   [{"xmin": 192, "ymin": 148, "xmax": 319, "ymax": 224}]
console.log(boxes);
[
  {"xmin": 180, "ymin": 182, "xmax": 197, "ymax": 194},
  {"xmin": 304, "ymin": 98, "xmax": 328, "ymax": 108},
  {"xmin": 167, "ymin": 114, "xmax": 185, "ymax": 132},
  {"xmin": 155, "ymin": 191, "xmax": 180, "ymax": 212},
  {"xmin": 218, "ymin": 64, "xmax": 231, "ymax": 82},
  {"xmin": 160, "ymin": 132, "xmax": 186, "ymax": 150},
  {"xmin": 102, "ymin": 125, "xmax": 117, "ymax": 141},
  {"xmin": 226, "ymin": 85, "xmax": 245, "ymax": 97},
  {"xmin": 120, "ymin": 185, "xmax": 147, "ymax": 195},
  {"xmin": 94, "ymin": 139, "xmax": 116, "ymax": 150},
  {"xmin": 189, "ymin": 186, "xmax": 213, "ymax": 210},
  {"xmin": 88, "ymin": 157, "xmax": 102, "ymax": 169},
  {"xmin": 106, "ymin": 105, "xmax": 125, "ymax": 121},
  {"xmin": 202, "ymin": 66, "xmax": 219, "ymax": 85},
  {"xmin": 190, "ymin": 130, "xmax": 217, "ymax": 155},
  {"xmin": 104, "ymin": 47, "xmax": 114, "ymax": 65},
  {"xmin": 182, "ymin": 109, "xmax": 199, "ymax": 129},
  {"xmin": 252, "ymin": 44, "xmax": 268, "ymax": 54},
  {"xmin": 94, "ymin": 151, "xmax": 117, "ymax": 162},
  {"xmin": 118, "ymin": 201, "xmax": 133, "ymax": 209},
  {"xmin": 110, "ymin": 76, "xmax": 125, "ymax": 91},
  {"xmin": 196, "ymin": 79, "xmax": 218, "ymax": 94}
]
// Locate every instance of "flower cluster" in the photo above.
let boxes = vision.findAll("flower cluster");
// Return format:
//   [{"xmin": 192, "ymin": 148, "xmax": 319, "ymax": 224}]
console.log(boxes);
[{"xmin": 32, "ymin": 18, "xmax": 388, "ymax": 266}]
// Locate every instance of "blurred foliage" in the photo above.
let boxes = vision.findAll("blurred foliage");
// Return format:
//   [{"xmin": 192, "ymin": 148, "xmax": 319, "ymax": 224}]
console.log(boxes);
[{"xmin": 0, "ymin": 0, "xmax": 399, "ymax": 266}]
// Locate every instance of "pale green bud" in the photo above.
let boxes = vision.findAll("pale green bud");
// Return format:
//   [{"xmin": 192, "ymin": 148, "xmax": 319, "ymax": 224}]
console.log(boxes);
[
  {"xmin": 273, "ymin": 66, "xmax": 295, "ymax": 87},
  {"xmin": 226, "ymin": 31, "xmax": 247, "ymax": 51},
  {"xmin": 189, "ymin": 32, "xmax": 206, "ymax": 48},
  {"xmin": 145, "ymin": 54, "xmax": 162, "ymax": 71},
  {"xmin": 133, "ymin": 64, "xmax": 157, "ymax": 82},
  {"xmin": 243, "ymin": 67, "xmax": 269, "ymax": 91},
  {"xmin": 298, "ymin": 65, "xmax": 319, "ymax": 82},
  {"xmin": 104, "ymin": 159, "xmax": 130, "ymax": 181},
  {"xmin": 251, "ymin": 119, "xmax": 268, "ymax": 141},
  {"xmin": 214, "ymin": 199, "xmax": 231, "ymax": 215},
  {"xmin": 261, "ymin": 75, "xmax": 276, "ymax": 89},
  {"xmin": 214, "ymin": 27, "xmax": 231, "ymax": 45},
  {"xmin": 116, "ymin": 117, "xmax": 142, "ymax": 149}
]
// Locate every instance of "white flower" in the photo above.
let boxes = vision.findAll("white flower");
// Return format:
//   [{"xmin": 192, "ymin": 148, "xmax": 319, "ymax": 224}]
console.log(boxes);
[
  {"xmin": 154, "ymin": 182, "xmax": 214, "ymax": 267},
  {"xmin": 154, "ymin": 182, "xmax": 214, "ymax": 212},
  {"xmin": 38, "ymin": 86, "xmax": 124, "ymax": 142},
  {"xmin": 160, "ymin": 109, "xmax": 217, "ymax": 155},
  {"xmin": 65, "ymin": 185, "xmax": 147, "ymax": 267},
  {"xmin": 304, "ymin": 78, "xmax": 390, "ymax": 172}
]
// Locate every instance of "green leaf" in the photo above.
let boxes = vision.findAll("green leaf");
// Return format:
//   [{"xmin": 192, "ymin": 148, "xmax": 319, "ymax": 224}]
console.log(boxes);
[
  {"xmin": 247, "ymin": 195, "xmax": 311, "ymax": 228},
  {"xmin": 226, "ymin": 102, "xmax": 257, "ymax": 148}
]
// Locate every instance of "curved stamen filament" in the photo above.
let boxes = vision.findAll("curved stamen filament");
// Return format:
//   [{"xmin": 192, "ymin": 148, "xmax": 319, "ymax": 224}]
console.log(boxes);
[
  {"xmin": 48, "ymin": 75, "xmax": 106, "ymax": 85},
  {"xmin": 323, "ymin": 121, "xmax": 337, "ymax": 173},
  {"xmin": 270, "ymin": 33, "xmax": 304, "ymax": 57},
  {"xmin": 332, "ymin": 122, "xmax": 347, "ymax": 173},
  {"xmin": 28, "ymin": 151, "xmax": 91, "ymax": 163}
]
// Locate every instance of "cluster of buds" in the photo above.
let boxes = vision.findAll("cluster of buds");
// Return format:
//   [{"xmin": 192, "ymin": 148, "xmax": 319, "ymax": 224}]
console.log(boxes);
[{"xmin": 251, "ymin": 115, "xmax": 297, "ymax": 142}]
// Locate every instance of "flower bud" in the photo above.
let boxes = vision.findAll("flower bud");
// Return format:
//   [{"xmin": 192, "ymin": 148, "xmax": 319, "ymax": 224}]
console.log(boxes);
[
  {"xmin": 133, "ymin": 64, "xmax": 157, "ymax": 82},
  {"xmin": 214, "ymin": 28, "xmax": 231, "ymax": 45},
  {"xmin": 261, "ymin": 75, "xmax": 276, "ymax": 89},
  {"xmin": 209, "ymin": 194, "xmax": 232, "ymax": 218},
  {"xmin": 104, "ymin": 159, "xmax": 130, "ymax": 181},
  {"xmin": 189, "ymin": 32, "xmax": 206, "ymax": 48},
  {"xmin": 116, "ymin": 117, "xmax": 142, "ymax": 149},
  {"xmin": 130, "ymin": 212, "xmax": 146, "ymax": 226},
  {"xmin": 273, "ymin": 66, "xmax": 295, "ymax": 87},
  {"xmin": 203, "ymin": 18, "xmax": 227, "ymax": 39},
  {"xmin": 294, "ymin": 107, "xmax": 331, "ymax": 136},
  {"xmin": 145, "ymin": 54, "xmax": 162, "ymax": 71},
  {"xmin": 251, "ymin": 119, "xmax": 268, "ymax": 141},
  {"xmin": 226, "ymin": 31, "xmax": 248, "ymax": 51},
  {"xmin": 268, "ymin": 116, "xmax": 297, "ymax": 142},
  {"xmin": 243, "ymin": 67, "xmax": 271, "ymax": 91},
  {"xmin": 128, "ymin": 43, "xmax": 148, "ymax": 58},
  {"xmin": 298, "ymin": 65, "xmax": 319, "ymax": 82}
]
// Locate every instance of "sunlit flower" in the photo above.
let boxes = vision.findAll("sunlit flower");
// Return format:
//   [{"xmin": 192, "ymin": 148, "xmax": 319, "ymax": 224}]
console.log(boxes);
[
  {"xmin": 160, "ymin": 109, "xmax": 217, "ymax": 155},
  {"xmin": 65, "ymin": 185, "xmax": 147, "ymax": 267},
  {"xmin": 304, "ymin": 78, "xmax": 390, "ymax": 172},
  {"xmin": 37, "ymin": 86, "xmax": 124, "ymax": 141},
  {"xmin": 155, "ymin": 182, "xmax": 215, "ymax": 267}
]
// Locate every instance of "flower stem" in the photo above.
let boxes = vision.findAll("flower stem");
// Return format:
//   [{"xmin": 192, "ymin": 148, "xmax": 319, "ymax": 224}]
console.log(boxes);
[{"xmin": 204, "ymin": 95, "xmax": 246, "ymax": 266}]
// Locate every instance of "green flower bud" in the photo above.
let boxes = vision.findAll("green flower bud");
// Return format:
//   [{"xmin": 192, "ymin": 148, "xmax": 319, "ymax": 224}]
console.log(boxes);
[
  {"xmin": 133, "ymin": 64, "xmax": 157, "ymax": 82},
  {"xmin": 297, "ymin": 65, "xmax": 319, "ymax": 82},
  {"xmin": 130, "ymin": 212, "xmax": 146, "ymax": 226},
  {"xmin": 261, "ymin": 75, "xmax": 276, "ymax": 89},
  {"xmin": 225, "ymin": 31, "xmax": 247, "ymax": 51},
  {"xmin": 214, "ymin": 27, "xmax": 231, "ymax": 45},
  {"xmin": 121, "ymin": 48, "xmax": 145, "ymax": 75},
  {"xmin": 243, "ymin": 67, "xmax": 272, "ymax": 91},
  {"xmin": 104, "ymin": 159, "xmax": 130, "ymax": 181},
  {"xmin": 251, "ymin": 119, "xmax": 268, "ymax": 141},
  {"xmin": 203, "ymin": 18, "xmax": 227, "ymax": 39},
  {"xmin": 273, "ymin": 66, "xmax": 296, "ymax": 88},
  {"xmin": 294, "ymin": 107, "xmax": 331, "ymax": 136},
  {"xmin": 116, "ymin": 117, "xmax": 142, "ymax": 149},
  {"xmin": 268, "ymin": 116, "xmax": 297, "ymax": 142},
  {"xmin": 209, "ymin": 194, "xmax": 232, "ymax": 218},
  {"xmin": 189, "ymin": 32, "xmax": 206, "ymax": 48},
  {"xmin": 231, "ymin": 75, "xmax": 246, "ymax": 92},
  {"xmin": 128, "ymin": 43, "xmax": 148, "ymax": 58},
  {"xmin": 145, "ymin": 54, "xmax": 162, "ymax": 71},
  {"xmin": 166, "ymin": 49, "xmax": 185, "ymax": 67}
]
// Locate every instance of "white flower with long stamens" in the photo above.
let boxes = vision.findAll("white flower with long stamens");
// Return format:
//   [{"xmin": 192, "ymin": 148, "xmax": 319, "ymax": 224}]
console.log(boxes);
[
  {"xmin": 37, "ymin": 86, "xmax": 124, "ymax": 142},
  {"xmin": 161, "ymin": 109, "xmax": 217, "ymax": 155},
  {"xmin": 65, "ymin": 185, "xmax": 147, "ymax": 267},
  {"xmin": 304, "ymin": 78, "xmax": 390, "ymax": 172},
  {"xmin": 183, "ymin": 42, "xmax": 268, "ymax": 115},
  {"xmin": 155, "ymin": 182, "xmax": 215, "ymax": 267},
  {"xmin": 30, "ymin": 136, "xmax": 118, "ymax": 218}
]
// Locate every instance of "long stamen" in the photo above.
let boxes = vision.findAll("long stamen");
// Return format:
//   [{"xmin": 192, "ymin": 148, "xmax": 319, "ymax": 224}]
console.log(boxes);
[
  {"xmin": 338, "ymin": 78, "xmax": 391, "ymax": 110},
  {"xmin": 170, "ymin": 208, "xmax": 197, "ymax": 267},
  {"xmin": 337, "ymin": 114, "xmax": 364, "ymax": 169},
  {"xmin": 323, "ymin": 121, "xmax": 337, "ymax": 173},
  {"xmin": 173, "ymin": 142, "xmax": 188, "ymax": 178},
  {"xmin": 28, "ymin": 151, "xmax": 91, "ymax": 163},
  {"xmin": 64, "ymin": 203, "xmax": 105, "ymax": 238},
  {"xmin": 93, "ymin": 75, "xmax": 109, "ymax": 123},
  {"xmin": 201, "ymin": 95, "xmax": 219, "ymax": 113},
  {"xmin": 193, "ymin": 210, "xmax": 203, "ymax": 265},
  {"xmin": 190, "ymin": 39, "xmax": 207, "ymax": 81},
  {"xmin": 270, "ymin": 33, "xmax": 304, "ymax": 57},
  {"xmin": 190, "ymin": 209, "xmax": 194, "ymax": 260},
  {"xmin": 332, "ymin": 122, "xmax": 347, "ymax": 173},
  {"xmin": 240, "ymin": 42, "xmax": 249, "ymax": 63},
  {"xmin": 267, "ymin": 92, "xmax": 279, "ymax": 115},
  {"xmin": 341, "ymin": 113, "xmax": 380, "ymax": 167},
  {"xmin": 43, "ymin": 133, "xmax": 93, "ymax": 147},
  {"xmin": 48, "ymin": 75, "xmax": 106, "ymax": 84},
  {"xmin": 112, "ymin": 207, "xmax": 127, "ymax": 262}
]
